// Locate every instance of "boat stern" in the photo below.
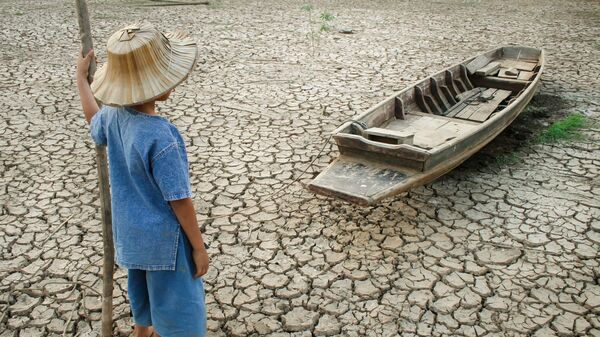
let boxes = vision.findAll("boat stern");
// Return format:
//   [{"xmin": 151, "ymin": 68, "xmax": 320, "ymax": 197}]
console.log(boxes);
[{"xmin": 308, "ymin": 156, "xmax": 414, "ymax": 206}]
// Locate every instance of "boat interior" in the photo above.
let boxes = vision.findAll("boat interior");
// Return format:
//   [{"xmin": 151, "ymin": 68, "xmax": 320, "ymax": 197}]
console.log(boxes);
[{"xmin": 335, "ymin": 46, "xmax": 543, "ymax": 156}]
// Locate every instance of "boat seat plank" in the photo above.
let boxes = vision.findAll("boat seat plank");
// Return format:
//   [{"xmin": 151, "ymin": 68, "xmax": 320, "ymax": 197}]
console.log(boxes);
[
  {"xmin": 472, "ymin": 76, "xmax": 530, "ymax": 92},
  {"xmin": 475, "ymin": 61, "xmax": 500, "ymax": 76},
  {"xmin": 364, "ymin": 127, "xmax": 415, "ymax": 145},
  {"xmin": 498, "ymin": 68, "xmax": 519, "ymax": 79},
  {"xmin": 384, "ymin": 115, "xmax": 477, "ymax": 150},
  {"xmin": 466, "ymin": 55, "xmax": 492, "ymax": 74},
  {"xmin": 499, "ymin": 59, "xmax": 536, "ymax": 71},
  {"xmin": 517, "ymin": 71, "xmax": 535, "ymax": 81},
  {"xmin": 455, "ymin": 89, "xmax": 511, "ymax": 122}
]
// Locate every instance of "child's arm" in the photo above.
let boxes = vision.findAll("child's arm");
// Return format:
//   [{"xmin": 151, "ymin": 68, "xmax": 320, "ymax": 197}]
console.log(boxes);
[
  {"xmin": 170, "ymin": 198, "xmax": 210, "ymax": 277},
  {"xmin": 76, "ymin": 49, "xmax": 100, "ymax": 124}
]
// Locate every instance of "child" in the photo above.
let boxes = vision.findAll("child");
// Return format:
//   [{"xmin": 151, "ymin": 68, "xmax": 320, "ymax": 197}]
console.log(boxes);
[{"xmin": 76, "ymin": 22, "xmax": 209, "ymax": 337}]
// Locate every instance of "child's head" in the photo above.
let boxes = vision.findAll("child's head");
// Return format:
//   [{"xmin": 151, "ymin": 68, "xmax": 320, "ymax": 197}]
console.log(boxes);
[{"xmin": 91, "ymin": 22, "xmax": 196, "ymax": 107}]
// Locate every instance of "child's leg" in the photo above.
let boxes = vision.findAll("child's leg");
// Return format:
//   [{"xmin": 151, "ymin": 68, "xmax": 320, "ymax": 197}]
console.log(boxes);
[
  {"xmin": 128, "ymin": 269, "xmax": 153, "ymax": 329},
  {"xmin": 147, "ymin": 232, "xmax": 207, "ymax": 337}
]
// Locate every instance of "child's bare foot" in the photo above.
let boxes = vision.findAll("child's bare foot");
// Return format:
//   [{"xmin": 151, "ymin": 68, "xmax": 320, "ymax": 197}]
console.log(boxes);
[{"xmin": 132, "ymin": 325, "xmax": 154, "ymax": 337}]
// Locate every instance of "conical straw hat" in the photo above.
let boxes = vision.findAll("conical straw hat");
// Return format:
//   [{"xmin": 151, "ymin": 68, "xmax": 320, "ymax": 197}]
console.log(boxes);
[{"xmin": 91, "ymin": 22, "xmax": 197, "ymax": 106}]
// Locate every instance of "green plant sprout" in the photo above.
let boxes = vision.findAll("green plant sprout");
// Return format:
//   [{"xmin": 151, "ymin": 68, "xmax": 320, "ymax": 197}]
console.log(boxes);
[
  {"xmin": 320, "ymin": 11, "xmax": 334, "ymax": 32},
  {"xmin": 301, "ymin": 3, "xmax": 335, "ymax": 56},
  {"xmin": 494, "ymin": 152, "xmax": 522, "ymax": 166},
  {"xmin": 536, "ymin": 113, "xmax": 587, "ymax": 143}
]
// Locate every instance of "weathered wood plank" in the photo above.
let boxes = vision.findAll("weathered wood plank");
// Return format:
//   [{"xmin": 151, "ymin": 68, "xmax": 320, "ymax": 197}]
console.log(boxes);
[
  {"xmin": 475, "ymin": 61, "xmax": 500, "ymax": 76},
  {"xmin": 455, "ymin": 87, "xmax": 485, "ymax": 102},
  {"xmin": 501, "ymin": 46, "xmax": 540, "ymax": 61},
  {"xmin": 308, "ymin": 156, "xmax": 413, "ymax": 205},
  {"xmin": 460, "ymin": 64, "xmax": 475, "ymax": 90},
  {"xmin": 500, "ymin": 59, "xmax": 536, "ymax": 71},
  {"xmin": 498, "ymin": 68, "xmax": 519, "ymax": 79},
  {"xmin": 407, "ymin": 111, "xmax": 481, "ymax": 125},
  {"xmin": 457, "ymin": 89, "xmax": 511, "ymax": 122},
  {"xmin": 445, "ymin": 70, "xmax": 461, "ymax": 97},
  {"xmin": 365, "ymin": 127, "xmax": 414, "ymax": 145},
  {"xmin": 414, "ymin": 86, "xmax": 432, "ymax": 114},
  {"xmin": 454, "ymin": 104, "xmax": 480, "ymax": 120},
  {"xmin": 352, "ymin": 96, "xmax": 397, "ymax": 128},
  {"xmin": 395, "ymin": 97, "xmax": 406, "ymax": 120},
  {"xmin": 466, "ymin": 55, "xmax": 491, "ymax": 74},
  {"xmin": 517, "ymin": 71, "xmax": 535, "ymax": 81},
  {"xmin": 388, "ymin": 113, "xmax": 478, "ymax": 150},
  {"xmin": 455, "ymin": 88, "xmax": 497, "ymax": 119},
  {"xmin": 430, "ymin": 77, "xmax": 451, "ymax": 111},
  {"xmin": 471, "ymin": 76, "xmax": 529, "ymax": 93}
]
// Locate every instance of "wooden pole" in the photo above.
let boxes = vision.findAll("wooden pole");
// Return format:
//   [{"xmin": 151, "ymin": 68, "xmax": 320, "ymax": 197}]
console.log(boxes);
[{"xmin": 75, "ymin": 1, "xmax": 115, "ymax": 336}]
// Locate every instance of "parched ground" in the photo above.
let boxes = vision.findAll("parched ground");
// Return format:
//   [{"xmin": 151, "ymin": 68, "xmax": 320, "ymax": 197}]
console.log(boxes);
[{"xmin": 1, "ymin": 0, "xmax": 599, "ymax": 336}]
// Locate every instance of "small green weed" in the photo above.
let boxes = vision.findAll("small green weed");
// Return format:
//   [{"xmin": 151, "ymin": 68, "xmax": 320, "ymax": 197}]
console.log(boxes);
[
  {"xmin": 319, "ymin": 11, "xmax": 334, "ymax": 32},
  {"xmin": 15, "ymin": 11, "xmax": 24, "ymax": 16},
  {"xmin": 301, "ymin": 3, "xmax": 335, "ymax": 56},
  {"xmin": 536, "ymin": 113, "xmax": 587, "ymax": 143},
  {"xmin": 301, "ymin": 3, "xmax": 313, "ymax": 12},
  {"xmin": 494, "ymin": 152, "xmax": 522, "ymax": 166}
]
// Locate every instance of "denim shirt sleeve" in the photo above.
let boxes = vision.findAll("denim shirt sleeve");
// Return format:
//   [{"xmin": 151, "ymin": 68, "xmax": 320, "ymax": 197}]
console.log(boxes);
[
  {"xmin": 89, "ymin": 108, "xmax": 107, "ymax": 146},
  {"xmin": 151, "ymin": 142, "xmax": 193, "ymax": 201}
]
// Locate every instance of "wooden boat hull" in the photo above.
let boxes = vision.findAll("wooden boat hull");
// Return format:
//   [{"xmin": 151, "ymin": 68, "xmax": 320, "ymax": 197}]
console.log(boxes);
[{"xmin": 309, "ymin": 46, "xmax": 544, "ymax": 205}]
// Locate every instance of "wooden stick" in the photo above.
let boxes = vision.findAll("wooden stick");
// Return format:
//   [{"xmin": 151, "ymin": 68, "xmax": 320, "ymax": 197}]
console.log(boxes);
[
  {"xmin": 75, "ymin": 1, "xmax": 114, "ymax": 336},
  {"xmin": 95, "ymin": 145, "xmax": 114, "ymax": 337}
]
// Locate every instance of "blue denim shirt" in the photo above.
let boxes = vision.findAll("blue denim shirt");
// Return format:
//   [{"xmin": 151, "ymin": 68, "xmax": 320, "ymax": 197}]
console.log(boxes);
[{"xmin": 90, "ymin": 106, "xmax": 192, "ymax": 271}]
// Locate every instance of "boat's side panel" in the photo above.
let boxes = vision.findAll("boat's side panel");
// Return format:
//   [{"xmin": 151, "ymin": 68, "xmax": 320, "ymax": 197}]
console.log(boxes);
[
  {"xmin": 501, "ymin": 46, "xmax": 541, "ymax": 61},
  {"xmin": 334, "ymin": 135, "xmax": 430, "ymax": 170},
  {"xmin": 337, "ymin": 146, "xmax": 425, "ymax": 171}
]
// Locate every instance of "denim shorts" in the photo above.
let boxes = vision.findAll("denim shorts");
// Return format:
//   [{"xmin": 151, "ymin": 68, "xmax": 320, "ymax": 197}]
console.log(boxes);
[{"xmin": 128, "ymin": 232, "xmax": 207, "ymax": 337}]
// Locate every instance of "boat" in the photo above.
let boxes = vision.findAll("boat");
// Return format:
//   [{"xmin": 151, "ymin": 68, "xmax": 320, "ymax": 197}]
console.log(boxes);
[{"xmin": 308, "ymin": 46, "xmax": 544, "ymax": 205}]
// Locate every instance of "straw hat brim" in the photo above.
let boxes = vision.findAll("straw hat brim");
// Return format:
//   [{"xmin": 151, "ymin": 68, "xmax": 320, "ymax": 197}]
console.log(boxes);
[{"xmin": 91, "ymin": 31, "xmax": 197, "ymax": 107}]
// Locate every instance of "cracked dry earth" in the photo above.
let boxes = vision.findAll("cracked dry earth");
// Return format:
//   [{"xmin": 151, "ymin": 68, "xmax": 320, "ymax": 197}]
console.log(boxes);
[{"xmin": 1, "ymin": 0, "xmax": 600, "ymax": 336}]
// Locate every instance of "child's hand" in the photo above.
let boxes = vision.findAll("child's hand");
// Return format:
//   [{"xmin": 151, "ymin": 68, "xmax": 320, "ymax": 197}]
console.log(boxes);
[
  {"xmin": 192, "ymin": 248, "xmax": 209, "ymax": 278},
  {"xmin": 76, "ymin": 49, "xmax": 95, "ymax": 79}
]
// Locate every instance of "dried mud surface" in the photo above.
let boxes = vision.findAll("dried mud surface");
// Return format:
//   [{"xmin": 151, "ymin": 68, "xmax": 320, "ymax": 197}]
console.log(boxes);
[{"xmin": 1, "ymin": 0, "xmax": 599, "ymax": 336}]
